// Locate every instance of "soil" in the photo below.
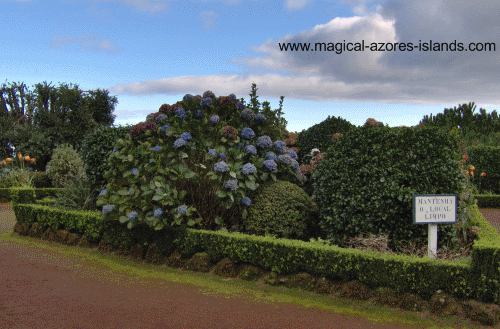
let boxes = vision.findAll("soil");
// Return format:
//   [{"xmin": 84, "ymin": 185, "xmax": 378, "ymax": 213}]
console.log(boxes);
[{"xmin": 1, "ymin": 202, "xmax": 499, "ymax": 329}]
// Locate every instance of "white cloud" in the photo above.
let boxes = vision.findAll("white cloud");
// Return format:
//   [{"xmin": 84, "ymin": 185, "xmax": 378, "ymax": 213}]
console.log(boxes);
[
  {"xmin": 106, "ymin": 0, "xmax": 500, "ymax": 108},
  {"xmin": 49, "ymin": 34, "xmax": 123, "ymax": 54}
]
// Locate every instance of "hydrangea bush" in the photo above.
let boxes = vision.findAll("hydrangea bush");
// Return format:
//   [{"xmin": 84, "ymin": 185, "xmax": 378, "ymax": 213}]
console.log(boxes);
[{"xmin": 97, "ymin": 85, "xmax": 306, "ymax": 233}]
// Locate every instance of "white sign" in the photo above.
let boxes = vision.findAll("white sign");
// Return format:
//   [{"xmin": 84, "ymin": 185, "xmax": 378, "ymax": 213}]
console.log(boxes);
[{"xmin": 413, "ymin": 194, "xmax": 457, "ymax": 259}]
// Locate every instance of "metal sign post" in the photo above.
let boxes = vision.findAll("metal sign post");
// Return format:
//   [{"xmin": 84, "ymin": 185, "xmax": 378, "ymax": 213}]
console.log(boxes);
[{"xmin": 413, "ymin": 195, "xmax": 457, "ymax": 259}]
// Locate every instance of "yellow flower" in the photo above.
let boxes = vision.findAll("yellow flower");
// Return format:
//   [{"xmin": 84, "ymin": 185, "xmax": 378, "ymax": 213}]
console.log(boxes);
[{"xmin": 468, "ymin": 165, "xmax": 475, "ymax": 171}]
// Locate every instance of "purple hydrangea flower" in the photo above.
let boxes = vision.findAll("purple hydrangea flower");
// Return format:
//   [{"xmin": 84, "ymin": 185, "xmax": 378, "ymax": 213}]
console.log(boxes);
[
  {"xmin": 290, "ymin": 159, "xmax": 299, "ymax": 171},
  {"xmin": 161, "ymin": 125, "xmax": 170, "ymax": 132},
  {"xmin": 238, "ymin": 143, "xmax": 244, "ymax": 148},
  {"xmin": 241, "ymin": 163, "xmax": 257, "ymax": 175},
  {"xmin": 219, "ymin": 153, "xmax": 226, "ymax": 159},
  {"xmin": 180, "ymin": 132, "xmax": 192, "ymax": 141},
  {"xmin": 241, "ymin": 108, "xmax": 255, "ymax": 121},
  {"xmin": 153, "ymin": 146, "xmax": 162, "ymax": 152},
  {"xmin": 278, "ymin": 154, "xmax": 293, "ymax": 165},
  {"xmin": 273, "ymin": 141, "xmax": 286, "ymax": 154},
  {"xmin": 229, "ymin": 94, "xmax": 237, "ymax": 101},
  {"xmin": 286, "ymin": 149, "xmax": 298, "ymax": 160},
  {"xmin": 132, "ymin": 168, "xmax": 139, "ymax": 175},
  {"xmin": 146, "ymin": 113, "xmax": 155, "ymax": 121},
  {"xmin": 241, "ymin": 127, "xmax": 255, "ymax": 140},
  {"xmin": 254, "ymin": 114, "xmax": 266, "ymax": 122},
  {"xmin": 155, "ymin": 113, "xmax": 168, "ymax": 123},
  {"xmin": 183, "ymin": 94, "xmax": 194, "ymax": 102},
  {"xmin": 208, "ymin": 149, "xmax": 218, "ymax": 157},
  {"xmin": 99, "ymin": 189, "xmax": 107, "ymax": 197},
  {"xmin": 174, "ymin": 138, "xmax": 187, "ymax": 148},
  {"xmin": 175, "ymin": 108, "xmax": 185, "ymax": 116},
  {"xmin": 263, "ymin": 159, "xmax": 278, "ymax": 171},
  {"xmin": 245, "ymin": 145, "xmax": 257, "ymax": 155},
  {"xmin": 154, "ymin": 208, "xmax": 164, "ymax": 218},
  {"xmin": 224, "ymin": 179, "xmax": 238, "ymax": 191},
  {"xmin": 177, "ymin": 205, "xmax": 188, "ymax": 215},
  {"xmin": 256, "ymin": 135, "xmax": 272, "ymax": 149},
  {"xmin": 128, "ymin": 211, "xmax": 138, "ymax": 222},
  {"xmin": 209, "ymin": 115, "xmax": 220, "ymax": 124},
  {"xmin": 214, "ymin": 161, "xmax": 229, "ymax": 173},
  {"xmin": 264, "ymin": 152, "xmax": 277, "ymax": 161},
  {"xmin": 241, "ymin": 197, "xmax": 251, "ymax": 207},
  {"xmin": 201, "ymin": 97, "xmax": 212, "ymax": 107},
  {"xmin": 102, "ymin": 204, "xmax": 115, "ymax": 215},
  {"xmin": 195, "ymin": 109, "xmax": 202, "ymax": 119},
  {"xmin": 236, "ymin": 102, "xmax": 245, "ymax": 110}
]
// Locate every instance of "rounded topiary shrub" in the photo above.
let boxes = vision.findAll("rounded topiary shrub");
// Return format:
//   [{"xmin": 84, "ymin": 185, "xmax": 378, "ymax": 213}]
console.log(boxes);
[
  {"xmin": 313, "ymin": 125, "xmax": 468, "ymax": 252},
  {"xmin": 295, "ymin": 115, "xmax": 357, "ymax": 165},
  {"xmin": 46, "ymin": 143, "xmax": 88, "ymax": 188},
  {"xmin": 79, "ymin": 124, "xmax": 135, "ymax": 211},
  {"xmin": 242, "ymin": 180, "xmax": 320, "ymax": 241},
  {"xmin": 96, "ymin": 87, "xmax": 307, "ymax": 234}
]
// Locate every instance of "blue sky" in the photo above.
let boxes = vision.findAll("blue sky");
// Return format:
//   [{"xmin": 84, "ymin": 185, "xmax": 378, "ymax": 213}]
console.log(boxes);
[{"xmin": 2, "ymin": 0, "xmax": 499, "ymax": 136}]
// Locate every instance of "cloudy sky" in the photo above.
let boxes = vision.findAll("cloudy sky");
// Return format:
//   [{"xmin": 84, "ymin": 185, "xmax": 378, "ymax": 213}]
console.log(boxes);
[{"xmin": 2, "ymin": 0, "xmax": 499, "ymax": 134}]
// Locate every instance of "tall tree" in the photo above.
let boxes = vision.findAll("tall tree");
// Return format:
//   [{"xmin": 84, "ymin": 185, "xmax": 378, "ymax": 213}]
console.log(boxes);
[{"xmin": 0, "ymin": 80, "xmax": 118, "ymax": 171}]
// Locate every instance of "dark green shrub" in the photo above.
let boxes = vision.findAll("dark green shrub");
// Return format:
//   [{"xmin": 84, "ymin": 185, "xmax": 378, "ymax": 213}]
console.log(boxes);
[
  {"xmin": 313, "ymin": 125, "xmax": 468, "ymax": 252},
  {"xmin": 78, "ymin": 124, "xmax": 134, "ymax": 211},
  {"xmin": 242, "ymin": 180, "xmax": 320, "ymax": 241},
  {"xmin": 46, "ymin": 143, "xmax": 87, "ymax": 188},
  {"xmin": 31, "ymin": 171, "xmax": 53, "ymax": 188},
  {"xmin": 295, "ymin": 115, "xmax": 356, "ymax": 165}
]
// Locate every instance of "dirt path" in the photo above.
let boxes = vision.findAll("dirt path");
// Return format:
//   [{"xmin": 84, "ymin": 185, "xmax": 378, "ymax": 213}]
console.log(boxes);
[{"xmin": 0, "ymin": 203, "xmax": 496, "ymax": 329}]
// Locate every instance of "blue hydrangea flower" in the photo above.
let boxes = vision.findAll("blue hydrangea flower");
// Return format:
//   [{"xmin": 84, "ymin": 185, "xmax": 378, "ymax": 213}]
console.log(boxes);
[
  {"xmin": 177, "ymin": 205, "xmax": 188, "ymax": 215},
  {"xmin": 256, "ymin": 135, "xmax": 272, "ymax": 149},
  {"xmin": 132, "ymin": 168, "xmax": 139, "ymax": 175},
  {"xmin": 195, "ymin": 109, "xmax": 202, "ymax": 119},
  {"xmin": 273, "ymin": 141, "xmax": 286, "ymax": 154},
  {"xmin": 263, "ymin": 159, "xmax": 278, "ymax": 171},
  {"xmin": 264, "ymin": 152, "xmax": 277, "ymax": 161},
  {"xmin": 241, "ymin": 108, "xmax": 255, "ymax": 121},
  {"xmin": 99, "ymin": 189, "xmax": 107, "ymax": 197},
  {"xmin": 245, "ymin": 145, "xmax": 257, "ymax": 155},
  {"xmin": 241, "ymin": 127, "xmax": 255, "ymax": 140},
  {"xmin": 201, "ymin": 97, "xmax": 212, "ymax": 107},
  {"xmin": 214, "ymin": 161, "xmax": 229, "ymax": 173},
  {"xmin": 146, "ymin": 113, "xmax": 155, "ymax": 121},
  {"xmin": 153, "ymin": 146, "xmax": 162, "ymax": 152},
  {"xmin": 290, "ymin": 159, "xmax": 300, "ymax": 171},
  {"xmin": 102, "ymin": 204, "xmax": 115, "ymax": 215},
  {"xmin": 174, "ymin": 138, "xmax": 187, "ymax": 148},
  {"xmin": 209, "ymin": 115, "xmax": 219, "ymax": 124},
  {"xmin": 224, "ymin": 179, "xmax": 238, "ymax": 191},
  {"xmin": 155, "ymin": 113, "xmax": 168, "ymax": 123},
  {"xmin": 112, "ymin": 148, "xmax": 119, "ymax": 153},
  {"xmin": 219, "ymin": 153, "xmax": 226, "ymax": 159},
  {"xmin": 278, "ymin": 154, "xmax": 293, "ymax": 165},
  {"xmin": 180, "ymin": 132, "xmax": 192, "ymax": 141},
  {"xmin": 161, "ymin": 125, "xmax": 170, "ymax": 133},
  {"xmin": 229, "ymin": 94, "xmax": 237, "ymax": 101},
  {"xmin": 149, "ymin": 159, "xmax": 154, "ymax": 164},
  {"xmin": 241, "ymin": 197, "xmax": 251, "ymax": 207},
  {"xmin": 186, "ymin": 110, "xmax": 191, "ymax": 116},
  {"xmin": 179, "ymin": 113, "xmax": 186, "ymax": 119},
  {"xmin": 286, "ymin": 149, "xmax": 298, "ymax": 160},
  {"xmin": 128, "ymin": 211, "xmax": 138, "ymax": 222},
  {"xmin": 241, "ymin": 163, "xmax": 257, "ymax": 175},
  {"xmin": 254, "ymin": 114, "xmax": 266, "ymax": 122},
  {"xmin": 175, "ymin": 108, "xmax": 185, "ymax": 116},
  {"xmin": 208, "ymin": 149, "xmax": 218, "ymax": 157},
  {"xmin": 154, "ymin": 208, "xmax": 164, "ymax": 218},
  {"xmin": 238, "ymin": 143, "xmax": 244, "ymax": 148},
  {"xmin": 236, "ymin": 102, "xmax": 244, "ymax": 110},
  {"xmin": 183, "ymin": 94, "xmax": 194, "ymax": 102},
  {"xmin": 127, "ymin": 189, "xmax": 133, "ymax": 195}
]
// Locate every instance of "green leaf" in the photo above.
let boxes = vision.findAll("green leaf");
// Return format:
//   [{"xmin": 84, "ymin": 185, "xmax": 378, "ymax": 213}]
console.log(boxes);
[
  {"xmin": 187, "ymin": 219, "xmax": 196, "ymax": 226},
  {"xmin": 184, "ymin": 171, "xmax": 196, "ymax": 179},
  {"xmin": 180, "ymin": 152, "xmax": 189, "ymax": 159},
  {"xmin": 154, "ymin": 222, "xmax": 164, "ymax": 230},
  {"xmin": 215, "ymin": 216, "xmax": 223, "ymax": 225},
  {"xmin": 145, "ymin": 216, "xmax": 155, "ymax": 222},
  {"xmin": 119, "ymin": 216, "xmax": 128, "ymax": 223},
  {"xmin": 152, "ymin": 194, "xmax": 162, "ymax": 201},
  {"xmin": 154, "ymin": 181, "xmax": 162, "ymax": 188},
  {"xmin": 245, "ymin": 180, "xmax": 257, "ymax": 191},
  {"xmin": 216, "ymin": 189, "xmax": 227, "ymax": 198},
  {"xmin": 127, "ymin": 154, "xmax": 134, "ymax": 162},
  {"xmin": 229, "ymin": 193, "xmax": 234, "ymax": 202},
  {"xmin": 230, "ymin": 171, "xmax": 237, "ymax": 178}
]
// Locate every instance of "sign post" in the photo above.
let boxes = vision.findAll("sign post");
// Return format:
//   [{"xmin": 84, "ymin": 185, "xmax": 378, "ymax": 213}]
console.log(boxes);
[{"xmin": 413, "ymin": 194, "xmax": 457, "ymax": 259}]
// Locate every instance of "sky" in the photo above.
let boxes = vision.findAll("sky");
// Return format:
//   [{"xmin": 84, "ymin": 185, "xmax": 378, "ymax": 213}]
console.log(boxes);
[{"xmin": 1, "ymin": 0, "xmax": 499, "ymax": 138}]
